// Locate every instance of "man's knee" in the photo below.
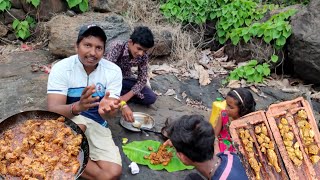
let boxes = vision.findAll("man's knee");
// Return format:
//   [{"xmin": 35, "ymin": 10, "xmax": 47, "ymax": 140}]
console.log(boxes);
[
  {"xmin": 100, "ymin": 164, "xmax": 122, "ymax": 180},
  {"xmin": 143, "ymin": 92, "xmax": 157, "ymax": 105}
]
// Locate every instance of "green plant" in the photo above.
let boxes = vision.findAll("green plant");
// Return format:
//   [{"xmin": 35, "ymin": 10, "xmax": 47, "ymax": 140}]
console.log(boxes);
[
  {"xmin": 12, "ymin": 16, "xmax": 36, "ymax": 40},
  {"xmin": 160, "ymin": 0, "xmax": 232, "ymax": 24},
  {"xmin": 228, "ymin": 9, "xmax": 297, "ymax": 49},
  {"xmin": 26, "ymin": 0, "xmax": 40, "ymax": 7},
  {"xmin": 216, "ymin": 0, "xmax": 272, "ymax": 44},
  {"xmin": 0, "ymin": 0, "xmax": 10, "ymax": 11},
  {"xmin": 228, "ymin": 55, "xmax": 279, "ymax": 83},
  {"xmin": 66, "ymin": 0, "xmax": 89, "ymax": 12}
]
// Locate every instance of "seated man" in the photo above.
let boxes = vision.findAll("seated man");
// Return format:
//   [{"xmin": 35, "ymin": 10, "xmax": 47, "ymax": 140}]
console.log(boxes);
[
  {"xmin": 104, "ymin": 26, "xmax": 156, "ymax": 121},
  {"xmin": 164, "ymin": 115, "xmax": 248, "ymax": 180},
  {"xmin": 47, "ymin": 24, "xmax": 125, "ymax": 180}
]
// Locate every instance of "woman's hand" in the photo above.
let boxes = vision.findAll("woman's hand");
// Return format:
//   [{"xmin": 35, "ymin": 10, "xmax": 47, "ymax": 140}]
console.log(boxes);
[{"xmin": 122, "ymin": 105, "xmax": 134, "ymax": 122}]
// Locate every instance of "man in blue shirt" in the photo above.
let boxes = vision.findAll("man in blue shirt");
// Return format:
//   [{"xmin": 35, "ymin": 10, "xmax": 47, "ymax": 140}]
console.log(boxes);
[{"xmin": 164, "ymin": 115, "xmax": 248, "ymax": 180}]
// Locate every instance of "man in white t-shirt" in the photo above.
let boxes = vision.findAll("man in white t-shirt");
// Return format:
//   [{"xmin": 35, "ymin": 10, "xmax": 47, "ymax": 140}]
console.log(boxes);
[{"xmin": 47, "ymin": 24, "xmax": 125, "ymax": 180}]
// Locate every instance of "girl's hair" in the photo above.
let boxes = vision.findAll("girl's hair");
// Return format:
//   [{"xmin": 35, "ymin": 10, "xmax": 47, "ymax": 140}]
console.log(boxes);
[{"xmin": 227, "ymin": 88, "xmax": 256, "ymax": 117}]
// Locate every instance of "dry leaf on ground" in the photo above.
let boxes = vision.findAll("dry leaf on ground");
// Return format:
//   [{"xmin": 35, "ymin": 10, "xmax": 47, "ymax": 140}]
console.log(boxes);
[
  {"xmin": 181, "ymin": 92, "xmax": 187, "ymax": 99},
  {"xmin": 164, "ymin": 89, "xmax": 176, "ymax": 96},
  {"xmin": 227, "ymin": 80, "xmax": 241, "ymax": 89},
  {"xmin": 218, "ymin": 88, "xmax": 230, "ymax": 98},
  {"xmin": 194, "ymin": 64, "xmax": 211, "ymax": 86},
  {"xmin": 212, "ymin": 46, "xmax": 225, "ymax": 58},
  {"xmin": 150, "ymin": 64, "xmax": 179, "ymax": 75}
]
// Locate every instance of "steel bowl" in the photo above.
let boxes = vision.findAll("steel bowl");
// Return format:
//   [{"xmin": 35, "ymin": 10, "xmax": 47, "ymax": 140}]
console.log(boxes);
[{"xmin": 120, "ymin": 112, "xmax": 155, "ymax": 132}]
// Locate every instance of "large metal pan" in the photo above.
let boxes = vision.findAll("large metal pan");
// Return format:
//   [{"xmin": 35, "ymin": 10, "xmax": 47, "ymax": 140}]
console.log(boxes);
[{"xmin": 0, "ymin": 110, "xmax": 89, "ymax": 179}]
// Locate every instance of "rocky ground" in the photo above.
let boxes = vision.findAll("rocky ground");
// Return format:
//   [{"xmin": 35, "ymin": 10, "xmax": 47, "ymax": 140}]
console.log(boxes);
[{"xmin": 1, "ymin": 47, "xmax": 320, "ymax": 179}]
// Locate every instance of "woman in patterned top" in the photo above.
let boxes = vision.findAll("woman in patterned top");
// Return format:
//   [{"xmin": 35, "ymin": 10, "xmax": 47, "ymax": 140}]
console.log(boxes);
[
  {"xmin": 214, "ymin": 88, "xmax": 256, "ymax": 152},
  {"xmin": 104, "ymin": 26, "xmax": 156, "ymax": 122}
]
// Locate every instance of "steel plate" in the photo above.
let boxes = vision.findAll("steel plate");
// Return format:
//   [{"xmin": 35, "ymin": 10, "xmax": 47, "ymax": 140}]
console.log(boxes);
[{"xmin": 120, "ymin": 112, "xmax": 155, "ymax": 132}]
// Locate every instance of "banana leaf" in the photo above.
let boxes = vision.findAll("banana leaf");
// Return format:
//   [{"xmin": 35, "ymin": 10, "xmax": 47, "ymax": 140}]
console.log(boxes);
[{"xmin": 122, "ymin": 140, "xmax": 194, "ymax": 172}]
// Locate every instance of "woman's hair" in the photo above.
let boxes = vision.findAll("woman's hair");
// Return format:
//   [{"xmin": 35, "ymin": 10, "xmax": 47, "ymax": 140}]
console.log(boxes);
[
  {"xmin": 227, "ymin": 88, "xmax": 256, "ymax": 117},
  {"xmin": 165, "ymin": 115, "xmax": 215, "ymax": 162}
]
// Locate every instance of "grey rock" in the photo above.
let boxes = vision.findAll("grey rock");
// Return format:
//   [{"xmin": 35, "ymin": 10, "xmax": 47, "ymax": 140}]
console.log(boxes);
[
  {"xmin": 10, "ymin": 0, "xmax": 23, "ymax": 9},
  {"xmin": 288, "ymin": 0, "xmax": 320, "ymax": 84},
  {"xmin": 0, "ymin": 24, "xmax": 8, "ymax": 37},
  {"xmin": 0, "ymin": 50, "xmax": 52, "ymax": 120},
  {"xmin": 20, "ymin": 0, "xmax": 68, "ymax": 21},
  {"xmin": 90, "ymin": 0, "xmax": 129, "ymax": 13},
  {"xmin": 4, "ymin": 8, "xmax": 26, "ymax": 24},
  {"xmin": 150, "ymin": 29, "xmax": 172, "ymax": 57},
  {"xmin": 47, "ymin": 13, "xmax": 131, "ymax": 57}
]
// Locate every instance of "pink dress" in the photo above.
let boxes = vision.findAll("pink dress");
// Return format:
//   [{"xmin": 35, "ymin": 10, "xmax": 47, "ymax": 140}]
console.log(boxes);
[{"xmin": 218, "ymin": 110, "xmax": 236, "ymax": 152}]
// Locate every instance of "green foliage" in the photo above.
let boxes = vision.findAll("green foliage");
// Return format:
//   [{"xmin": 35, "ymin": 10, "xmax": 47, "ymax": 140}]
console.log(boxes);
[
  {"xmin": 228, "ymin": 9, "xmax": 297, "ymax": 49},
  {"xmin": 228, "ymin": 55, "xmax": 279, "ymax": 83},
  {"xmin": 26, "ymin": 0, "xmax": 40, "ymax": 7},
  {"xmin": 0, "ymin": 0, "xmax": 11, "ymax": 12},
  {"xmin": 160, "ymin": 0, "xmax": 232, "ymax": 24},
  {"xmin": 122, "ymin": 140, "xmax": 194, "ymax": 172},
  {"xmin": 12, "ymin": 16, "xmax": 36, "ymax": 40},
  {"xmin": 66, "ymin": 0, "xmax": 89, "ymax": 12},
  {"xmin": 216, "ymin": 0, "xmax": 274, "ymax": 44}
]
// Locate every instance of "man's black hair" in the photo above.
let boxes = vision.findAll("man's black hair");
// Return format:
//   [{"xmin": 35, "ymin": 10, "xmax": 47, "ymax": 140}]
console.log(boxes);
[
  {"xmin": 76, "ymin": 26, "xmax": 107, "ymax": 48},
  {"xmin": 227, "ymin": 88, "xmax": 256, "ymax": 117},
  {"xmin": 167, "ymin": 115, "xmax": 215, "ymax": 162},
  {"xmin": 130, "ymin": 26, "xmax": 154, "ymax": 48}
]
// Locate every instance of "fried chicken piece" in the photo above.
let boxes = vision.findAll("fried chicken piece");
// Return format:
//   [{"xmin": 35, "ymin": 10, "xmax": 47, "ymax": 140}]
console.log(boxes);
[
  {"xmin": 267, "ymin": 149, "xmax": 281, "ymax": 173},
  {"xmin": 280, "ymin": 118, "xmax": 288, "ymax": 125},
  {"xmin": 284, "ymin": 132, "xmax": 294, "ymax": 141},
  {"xmin": 297, "ymin": 110, "xmax": 308, "ymax": 120},
  {"xmin": 308, "ymin": 144, "xmax": 319, "ymax": 155},
  {"xmin": 248, "ymin": 157, "xmax": 261, "ymax": 180},
  {"xmin": 255, "ymin": 126, "xmax": 262, "ymax": 134},
  {"xmin": 261, "ymin": 125, "xmax": 268, "ymax": 136},
  {"xmin": 310, "ymin": 155, "xmax": 320, "ymax": 164},
  {"xmin": 283, "ymin": 140, "xmax": 293, "ymax": 147}
]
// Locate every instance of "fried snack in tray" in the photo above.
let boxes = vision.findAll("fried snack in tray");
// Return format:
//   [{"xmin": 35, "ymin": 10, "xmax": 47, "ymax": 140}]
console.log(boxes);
[
  {"xmin": 255, "ymin": 123, "xmax": 281, "ymax": 173},
  {"xmin": 295, "ymin": 110, "xmax": 320, "ymax": 164},
  {"xmin": 144, "ymin": 145, "xmax": 173, "ymax": 166},
  {"xmin": 239, "ymin": 128, "xmax": 261, "ymax": 180},
  {"xmin": 278, "ymin": 117, "xmax": 303, "ymax": 166},
  {"xmin": 0, "ymin": 116, "xmax": 82, "ymax": 179}
]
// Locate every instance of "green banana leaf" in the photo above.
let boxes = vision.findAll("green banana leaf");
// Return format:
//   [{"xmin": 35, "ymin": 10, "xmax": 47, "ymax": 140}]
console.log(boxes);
[{"xmin": 122, "ymin": 140, "xmax": 194, "ymax": 172}]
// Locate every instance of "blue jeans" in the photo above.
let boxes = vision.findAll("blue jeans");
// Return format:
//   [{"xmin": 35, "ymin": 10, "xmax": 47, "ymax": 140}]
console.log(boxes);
[{"xmin": 121, "ymin": 78, "xmax": 157, "ymax": 105}]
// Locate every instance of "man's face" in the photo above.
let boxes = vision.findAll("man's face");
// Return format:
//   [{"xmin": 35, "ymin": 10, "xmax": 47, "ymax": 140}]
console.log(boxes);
[
  {"xmin": 76, "ymin": 36, "xmax": 105, "ymax": 69},
  {"xmin": 128, "ymin": 40, "xmax": 149, "ymax": 59}
]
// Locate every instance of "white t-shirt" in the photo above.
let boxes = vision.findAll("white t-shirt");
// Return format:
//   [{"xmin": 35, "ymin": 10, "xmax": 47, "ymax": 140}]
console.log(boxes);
[{"xmin": 47, "ymin": 55, "xmax": 122, "ymax": 125}]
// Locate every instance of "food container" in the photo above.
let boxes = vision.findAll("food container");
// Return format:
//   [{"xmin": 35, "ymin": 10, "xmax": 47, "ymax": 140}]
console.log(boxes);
[
  {"xmin": 230, "ymin": 111, "xmax": 289, "ymax": 180},
  {"xmin": 266, "ymin": 97, "xmax": 320, "ymax": 180}
]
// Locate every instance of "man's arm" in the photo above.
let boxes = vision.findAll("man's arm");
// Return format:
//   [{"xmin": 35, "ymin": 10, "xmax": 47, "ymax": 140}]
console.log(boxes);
[
  {"xmin": 121, "ymin": 60, "xmax": 148, "ymax": 101},
  {"xmin": 104, "ymin": 41, "xmax": 123, "ymax": 63},
  {"xmin": 48, "ymin": 85, "xmax": 100, "ymax": 119}
]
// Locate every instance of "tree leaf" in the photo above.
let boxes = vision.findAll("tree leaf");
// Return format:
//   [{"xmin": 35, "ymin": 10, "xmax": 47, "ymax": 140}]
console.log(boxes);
[
  {"xmin": 263, "ymin": 67, "xmax": 271, "ymax": 76},
  {"xmin": 271, "ymin": 55, "xmax": 279, "ymax": 63},
  {"xmin": 12, "ymin": 19, "xmax": 20, "ymax": 29},
  {"xmin": 122, "ymin": 140, "xmax": 194, "ymax": 172},
  {"xmin": 245, "ymin": 67, "xmax": 255, "ymax": 76},
  {"xmin": 79, "ymin": 0, "xmax": 89, "ymax": 12}
]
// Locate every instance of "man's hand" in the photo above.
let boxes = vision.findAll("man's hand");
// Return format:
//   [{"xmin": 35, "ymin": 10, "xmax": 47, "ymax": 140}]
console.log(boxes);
[
  {"xmin": 163, "ymin": 139, "xmax": 173, "ymax": 147},
  {"xmin": 121, "ymin": 105, "xmax": 134, "ymax": 122},
  {"xmin": 74, "ymin": 85, "xmax": 100, "ymax": 113},
  {"xmin": 98, "ymin": 91, "xmax": 120, "ymax": 116}
]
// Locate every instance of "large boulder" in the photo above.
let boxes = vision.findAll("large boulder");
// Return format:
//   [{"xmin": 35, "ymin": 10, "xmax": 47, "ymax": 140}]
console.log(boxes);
[
  {"xmin": 90, "ymin": 0, "xmax": 129, "ymax": 13},
  {"xmin": 47, "ymin": 13, "xmax": 131, "ymax": 57},
  {"xmin": 288, "ymin": 0, "xmax": 320, "ymax": 84},
  {"xmin": 47, "ymin": 13, "xmax": 173, "ymax": 57},
  {"xmin": 0, "ymin": 24, "xmax": 8, "ymax": 37},
  {"xmin": 20, "ymin": 0, "xmax": 68, "ymax": 21}
]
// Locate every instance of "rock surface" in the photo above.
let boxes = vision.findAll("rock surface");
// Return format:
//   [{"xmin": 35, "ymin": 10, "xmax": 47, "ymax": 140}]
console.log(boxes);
[
  {"xmin": 47, "ymin": 13, "xmax": 172, "ymax": 58},
  {"xmin": 288, "ymin": 0, "xmax": 320, "ymax": 84},
  {"xmin": 90, "ymin": 0, "xmax": 130, "ymax": 13},
  {"xmin": 0, "ymin": 24, "xmax": 8, "ymax": 37}
]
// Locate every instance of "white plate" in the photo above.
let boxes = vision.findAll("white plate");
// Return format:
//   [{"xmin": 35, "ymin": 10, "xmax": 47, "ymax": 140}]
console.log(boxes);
[{"xmin": 120, "ymin": 112, "xmax": 155, "ymax": 132}]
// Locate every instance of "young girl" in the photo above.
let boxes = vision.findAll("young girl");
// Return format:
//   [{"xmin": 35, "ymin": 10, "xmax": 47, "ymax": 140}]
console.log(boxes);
[{"xmin": 214, "ymin": 88, "xmax": 256, "ymax": 152}]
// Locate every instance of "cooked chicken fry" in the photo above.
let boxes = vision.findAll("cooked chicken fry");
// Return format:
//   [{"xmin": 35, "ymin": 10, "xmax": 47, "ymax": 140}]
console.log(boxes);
[{"xmin": 0, "ymin": 117, "xmax": 82, "ymax": 179}]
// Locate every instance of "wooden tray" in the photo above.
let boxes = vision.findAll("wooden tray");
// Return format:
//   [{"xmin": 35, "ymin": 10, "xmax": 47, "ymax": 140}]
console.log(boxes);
[
  {"xmin": 266, "ymin": 97, "xmax": 320, "ymax": 180},
  {"xmin": 230, "ymin": 111, "xmax": 289, "ymax": 180}
]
